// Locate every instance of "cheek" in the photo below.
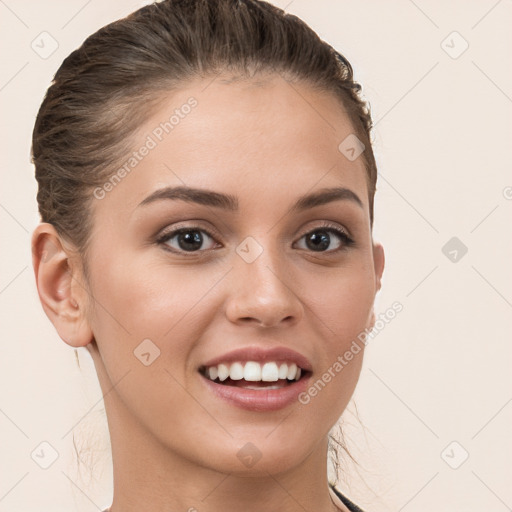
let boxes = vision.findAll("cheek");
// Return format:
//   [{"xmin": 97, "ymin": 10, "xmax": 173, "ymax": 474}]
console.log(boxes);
[
  {"xmin": 86, "ymin": 252, "xmax": 224, "ymax": 366},
  {"xmin": 303, "ymin": 259, "xmax": 376, "ymax": 344},
  {"xmin": 84, "ymin": 255, "xmax": 212, "ymax": 394},
  {"xmin": 298, "ymin": 259, "xmax": 375, "ymax": 409},
  {"xmin": 298, "ymin": 271, "xmax": 372, "ymax": 425}
]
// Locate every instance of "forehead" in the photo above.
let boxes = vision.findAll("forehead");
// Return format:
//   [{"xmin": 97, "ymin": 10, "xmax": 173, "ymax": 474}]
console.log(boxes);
[{"xmin": 92, "ymin": 74, "xmax": 369, "ymax": 219}]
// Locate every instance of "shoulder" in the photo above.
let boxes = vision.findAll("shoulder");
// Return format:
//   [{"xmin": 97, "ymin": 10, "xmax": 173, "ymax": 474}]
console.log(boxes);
[{"xmin": 329, "ymin": 483, "xmax": 367, "ymax": 512}]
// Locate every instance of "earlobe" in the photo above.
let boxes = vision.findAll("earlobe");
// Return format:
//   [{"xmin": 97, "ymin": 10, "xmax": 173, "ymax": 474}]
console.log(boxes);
[
  {"xmin": 366, "ymin": 242, "xmax": 385, "ymax": 331},
  {"xmin": 367, "ymin": 309, "xmax": 376, "ymax": 331},
  {"xmin": 31, "ymin": 223, "xmax": 93, "ymax": 348},
  {"xmin": 372, "ymin": 241, "xmax": 385, "ymax": 292}
]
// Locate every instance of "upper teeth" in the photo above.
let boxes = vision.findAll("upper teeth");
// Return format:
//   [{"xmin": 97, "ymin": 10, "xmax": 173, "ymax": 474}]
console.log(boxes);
[{"xmin": 205, "ymin": 361, "xmax": 302, "ymax": 382}]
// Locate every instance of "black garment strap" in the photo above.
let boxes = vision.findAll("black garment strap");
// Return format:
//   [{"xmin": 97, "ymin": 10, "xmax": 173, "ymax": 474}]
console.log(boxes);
[{"xmin": 329, "ymin": 483, "xmax": 366, "ymax": 512}]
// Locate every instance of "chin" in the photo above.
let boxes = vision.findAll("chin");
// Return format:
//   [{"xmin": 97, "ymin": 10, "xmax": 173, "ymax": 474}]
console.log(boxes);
[{"xmin": 194, "ymin": 434, "xmax": 317, "ymax": 477}]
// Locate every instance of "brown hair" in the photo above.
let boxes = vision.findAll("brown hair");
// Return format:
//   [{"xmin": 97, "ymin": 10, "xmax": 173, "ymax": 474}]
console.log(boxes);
[{"xmin": 33, "ymin": 0, "xmax": 375, "ymax": 487}]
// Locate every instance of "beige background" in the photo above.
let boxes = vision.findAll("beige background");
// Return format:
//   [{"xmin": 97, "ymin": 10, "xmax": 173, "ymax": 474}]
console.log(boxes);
[{"xmin": 1, "ymin": 1, "xmax": 511, "ymax": 511}]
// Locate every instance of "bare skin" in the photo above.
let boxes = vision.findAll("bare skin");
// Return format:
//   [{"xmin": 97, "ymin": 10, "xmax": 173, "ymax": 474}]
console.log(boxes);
[{"xmin": 32, "ymin": 73, "xmax": 384, "ymax": 512}]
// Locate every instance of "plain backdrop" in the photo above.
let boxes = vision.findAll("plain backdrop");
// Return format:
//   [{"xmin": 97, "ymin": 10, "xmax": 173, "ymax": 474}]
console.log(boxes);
[{"xmin": 1, "ymin": 1, "xmax": 511, "ymax": 511}]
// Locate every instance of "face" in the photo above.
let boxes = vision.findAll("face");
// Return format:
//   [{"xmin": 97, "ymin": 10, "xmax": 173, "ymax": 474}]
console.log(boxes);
[{"xmin": 78, "ymin": 74, "xmax": 384, "ymax": 476}]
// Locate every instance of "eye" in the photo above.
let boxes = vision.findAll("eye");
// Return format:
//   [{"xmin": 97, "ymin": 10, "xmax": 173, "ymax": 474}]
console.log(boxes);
[
  {"xmin": 155, "ymin": 223, "xmax": 354, "ymax": 255},
  {"xmin": 294, "ymin": 225, "xmax": 354, "ymax": 253},
  {"xmin": 157, "ymin": 227, "xmax": 219, "ymax": 253}
]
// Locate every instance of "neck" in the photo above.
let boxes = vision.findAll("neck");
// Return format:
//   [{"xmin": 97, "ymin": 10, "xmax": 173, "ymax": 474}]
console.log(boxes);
[{"xmin": 102, "ymin": 383, "xmax": 343, "ymax": 512}]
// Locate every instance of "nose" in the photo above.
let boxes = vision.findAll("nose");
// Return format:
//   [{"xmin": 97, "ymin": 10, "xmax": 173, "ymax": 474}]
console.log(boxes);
[{"xmin": 224, "ymin": 245, "xmax": 304, "ymax": 328}]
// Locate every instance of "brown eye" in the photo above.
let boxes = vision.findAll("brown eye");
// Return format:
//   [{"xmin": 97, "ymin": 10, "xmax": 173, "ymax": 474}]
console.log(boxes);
[
  {"xmin": 295, "ymin": 227, "xmax": 354, "ymax": 253},
  {"xmin": 158, "ymin": 228, "xmax": 218, "ymax": 253}
]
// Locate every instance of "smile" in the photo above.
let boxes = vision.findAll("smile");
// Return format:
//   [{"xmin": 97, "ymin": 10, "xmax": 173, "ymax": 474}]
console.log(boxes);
[
  {"xmin": 198, "ymin": 346, "xmax": 312, "ymax": 411},
  {"xmin": 200, "ymin": 360, "xmax": 303, "ymax": 389}
]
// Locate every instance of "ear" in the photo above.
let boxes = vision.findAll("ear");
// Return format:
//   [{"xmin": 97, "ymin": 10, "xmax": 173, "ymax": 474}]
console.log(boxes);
[
  {"xmin": 31, "ymin": 223, "xmax": 94, "ymax": 348},
  {"xmin": 372, "ymin": 241, "xmax": 385, "ymax": 293},
  {"xmin": 367, "ymin": 241, "xmax": 385, "ymax": 329}
]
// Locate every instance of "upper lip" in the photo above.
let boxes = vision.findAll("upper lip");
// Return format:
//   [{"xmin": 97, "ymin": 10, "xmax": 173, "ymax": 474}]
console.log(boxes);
[{"xmin": 200, "ymin": 346, "xmax": 313, "ymax": 372}]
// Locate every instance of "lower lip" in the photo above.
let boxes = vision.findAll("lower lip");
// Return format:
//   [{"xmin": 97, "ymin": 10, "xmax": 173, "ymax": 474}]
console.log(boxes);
[{"xmin": 199, "ymin": 373, "xmax": 311, "ymax": 412}]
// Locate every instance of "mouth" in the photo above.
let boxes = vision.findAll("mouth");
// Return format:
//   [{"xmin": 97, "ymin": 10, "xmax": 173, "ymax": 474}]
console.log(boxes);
[
  {"xmin": 198, "ymin": 360, "xmax": 310, "ymax": 390},
  {"xmin": 197, "ymin": 347, "xmax": 312, "ymax": 411}
]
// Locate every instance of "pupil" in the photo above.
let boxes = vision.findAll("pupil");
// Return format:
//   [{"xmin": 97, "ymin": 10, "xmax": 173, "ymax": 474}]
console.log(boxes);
[
  {"xmin": 307, "ymin": 230, "xmax": 330, "ymax": 251},
  {"xmin": 179, "ymin": 231, "xmax": 203, "ymax": 251}
]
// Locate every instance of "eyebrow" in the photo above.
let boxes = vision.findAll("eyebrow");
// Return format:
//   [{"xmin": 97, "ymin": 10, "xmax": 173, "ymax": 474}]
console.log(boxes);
[{"xmin": 137, "ymin": 185, "xmax": 363, "ymax": 212}]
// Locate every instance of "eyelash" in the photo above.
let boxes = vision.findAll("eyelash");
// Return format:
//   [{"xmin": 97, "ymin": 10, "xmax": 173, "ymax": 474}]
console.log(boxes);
[{"xmin": 156, "ymin": 222, "xmax": 355, "ymax": 256}]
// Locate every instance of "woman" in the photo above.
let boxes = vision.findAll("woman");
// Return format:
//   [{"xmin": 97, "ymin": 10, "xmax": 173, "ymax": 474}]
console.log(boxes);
[{"xmin": 31, "ymin": 1, "xmax": 385, "ymax": 510}]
